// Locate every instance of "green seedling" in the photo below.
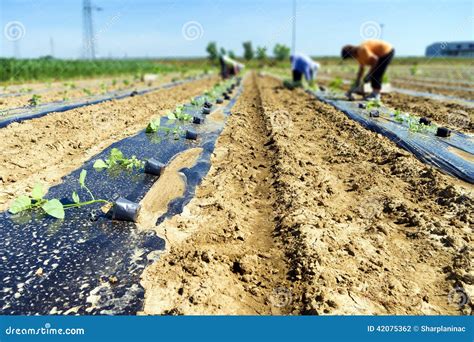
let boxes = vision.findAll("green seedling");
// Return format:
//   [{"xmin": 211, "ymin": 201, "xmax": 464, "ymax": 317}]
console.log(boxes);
[
  {"xmin": 191, "ymin": 97, "xmax": 205, "ymax": 106},
  {"xmin": 93, "ymin": 148, "xmax": 144, "ymax": 171},
  {"xmin": 329, "ymin": 77, "xmax": 344, "ymax": 91},
  {"xmin": 9, "ymin": 170, "xmax": 111, "ymax": 219},
  {"xmin": 146, "ymin": 118, "xmax": 161, "ymax": 133},
  {"xmin": 82, "ymin": 88, "xmax": 93, "ymax": 96},
  {"xmin": 393, "ymin": 110, "xmax": 405, "ymax": 123},
  {"xmin": 392, "ymin": 109, "xmax": 437, "ymax": 133},
  {"xmin": 28, "ymin": 94, "xmax": 42, "ymax": 107},
  {"xmin": 366, "ymin": 99, "xmax": 382, "ymax": 110},
  {"xmin": 169, "ymin": 105, "xmax": 192, "ymax": 122},
  {"xmin": 123, "ymin": 79, "xmax": 130, "ymax": 86}
]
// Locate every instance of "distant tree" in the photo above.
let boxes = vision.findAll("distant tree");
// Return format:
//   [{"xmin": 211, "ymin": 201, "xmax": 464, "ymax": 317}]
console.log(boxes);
[
  {"xmin": 273, "ymin": 44, "xmax": 290, "ymax": 61},
  {"xmin": 242, "ymin": 41, "xmax": 254, "ymax": 61},
  {"xmin": 206, "ymin": 42, "xmax": 218, "ymax": 62},
  {"xmin": 228, "ymin": 50, "xmax": 236, "ymax": 59},
  {"xmin": 256, "ymin": 46, "xmax": 267, "ymax": 61},
  {"xmin": 219, "ymin": 47, "xmax": 226, "ymax": 56}
]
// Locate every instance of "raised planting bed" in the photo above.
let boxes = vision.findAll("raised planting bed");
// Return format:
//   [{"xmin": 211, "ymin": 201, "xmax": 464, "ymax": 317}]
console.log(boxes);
[
  {"xmin": 0, "ymin": 74, "xmax": 210, "ymax": 129},
  {"xmin": 0, "ymin": 77, "xmax": 243, "ymax": 315},
  {"xmin": 316, "ymin": 75, "xmax": 474, "ymax": 108},
  {"xmin": 308, "ymin": 88, "xmax": 474, "ymax": 183}
]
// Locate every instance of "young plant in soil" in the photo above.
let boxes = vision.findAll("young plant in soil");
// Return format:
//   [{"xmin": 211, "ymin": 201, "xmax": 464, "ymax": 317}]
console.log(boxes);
[
  {"xmin": 329, "ymin": 77, "xmax": 344, "ymax": 91},
  {"xmin": 82, "ymin": 88, "xmax": 94, "ymax": 96},
  {"xmin": 366, "ymin": 99, "xmax": 382, "ymax": 110},
  {"xmin": 146, "ymin": 116, "xmax": 185, "ymax": 140},
  {"xmin": 93, "ymin": 148, "xmax": 144, "ymax": 172},
  {"xmin": 392, "ymin": 109, "xmax": 437, "ymax": 133},
  {"xmin": 28, "ymin": 94, "xmax": 42, "ymax": 107},
  {"xmin": 9, "ymin": 170, "xmax": 111, "ymax": 219}
]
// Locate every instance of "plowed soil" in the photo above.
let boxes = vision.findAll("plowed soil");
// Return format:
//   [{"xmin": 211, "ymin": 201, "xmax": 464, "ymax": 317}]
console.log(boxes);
[
  {"xmin": 140, "ymin": 73, "xmax": 473, "ymax": 315},
  {"xmin": 0, "ymin": 76, "xmax": 217, "ymax": 211},
  {"xmin": 0, "ymin": 73, "xmax": 181, "ymax": 111}
]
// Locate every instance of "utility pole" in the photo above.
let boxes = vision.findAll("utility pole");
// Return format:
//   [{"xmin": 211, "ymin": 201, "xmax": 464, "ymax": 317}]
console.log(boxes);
[
  {"xmin": 291, "ymin": 0, "xmax": 297, "ymax": 54},
  {"xmin": 13, "ymin": 41, "xmax": 20, "ymax": 58},
  {"xmin": 380, "ymin": 23, "xmax": 385, "ymax": 40},
  {"xmin": 50, "ymin": 37, "xmax": 55, "ymax": 57},
  {"xmin": 83, "ymin": 0, "xmax": 102, "ymax": 59}
]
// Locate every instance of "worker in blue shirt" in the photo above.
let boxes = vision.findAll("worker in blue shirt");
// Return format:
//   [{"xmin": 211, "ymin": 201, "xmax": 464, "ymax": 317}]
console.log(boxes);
[{"xmin": 290, "ymin": 53, "xmax": 320, "ymax": 86}]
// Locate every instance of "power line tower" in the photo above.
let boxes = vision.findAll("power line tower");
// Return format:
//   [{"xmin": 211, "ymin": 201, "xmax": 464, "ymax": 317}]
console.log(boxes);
[{"xmin": 82, "ymin": 0, "xmax": 101, "ymax": 59}]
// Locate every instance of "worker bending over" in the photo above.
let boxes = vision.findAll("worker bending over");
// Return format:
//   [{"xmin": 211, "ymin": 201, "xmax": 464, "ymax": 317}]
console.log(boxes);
[
  {"xmin": 341, "ymin": 39, "xmax": 394, "ymax": 101},
  {"xmin": 219, "ymin": 54, "xmax": 244, "ymax": 79},
  {"xmin": 290, "ymin": 52, "xmax": 320, "ymax": 86}
]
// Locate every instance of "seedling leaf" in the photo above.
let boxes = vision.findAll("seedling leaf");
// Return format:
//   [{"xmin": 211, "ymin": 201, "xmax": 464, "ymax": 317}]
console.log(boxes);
[
  {"xmin": 79, "ymin": 170, "xmax": 87, "ymax": 188},
  {"xmin": 42, "ymin": 199, "xmax": 65, "ymax": 219},
  {"xmin": 31, "ymin": 183, "xmax": 44, "ymax": 201},
  {"xmin": 72, "ymin": 191, "xmax": 80, "ymax": 204},
  {"xmin": 93, "ymin": 159, "xmax": 108, "ymax": 170},
  {"xmin": 167, "ymin": 112, "xmax": 176, "ymax": 120},
  {"xmin": 109, "ymin": 148, "xmax": 123, "ymax": 160},
  {"xmin": 146, "ymin": 119, "xmax": 160, "ymax": 133},
  {"xmin": 9, "ymin": 195, "xmax": 31, "ymax": 214}
]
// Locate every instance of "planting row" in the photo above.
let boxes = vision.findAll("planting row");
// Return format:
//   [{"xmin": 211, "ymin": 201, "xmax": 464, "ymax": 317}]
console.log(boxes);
[
  {"xmin": 0, "ymin": 77, "xmax": 242, "ymax": 315},
  {"xmin": 0, "ymin": 74, "xmax": 210, "ymax": 129},
  {"xmin": 309, "ymin": 87, "xmax": 474, "ymax": 183}
]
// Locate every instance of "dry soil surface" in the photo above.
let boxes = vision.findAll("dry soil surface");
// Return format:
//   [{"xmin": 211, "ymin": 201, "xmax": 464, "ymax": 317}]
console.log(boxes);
[
  {"xmin": 0, "ymin": 76, "xmax": 217, "ymax": 211},
  {"xmin": 140, "ymin": 73, "xmax": 473, "ymax": 315}
]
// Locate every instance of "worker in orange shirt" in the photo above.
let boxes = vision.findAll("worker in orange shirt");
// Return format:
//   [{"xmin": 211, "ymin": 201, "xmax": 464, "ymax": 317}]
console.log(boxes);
[{"xmin": 341, "ymin": 40, "xmax": 395, "ymax": 101}]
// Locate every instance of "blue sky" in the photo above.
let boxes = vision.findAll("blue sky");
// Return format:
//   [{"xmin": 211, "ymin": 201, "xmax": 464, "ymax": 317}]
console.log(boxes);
[{"xmin": 1, "ymin": 0, "xmax": 472, "ymax": 58}]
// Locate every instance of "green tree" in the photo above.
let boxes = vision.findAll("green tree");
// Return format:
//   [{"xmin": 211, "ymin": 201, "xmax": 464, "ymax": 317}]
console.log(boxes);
[
  {"xmin": 242, "ymin": 41, "xmax": 254, "ymax": 61},
  {"xmin": 228, "ymin": 50, "xmax": 236, "ymax": 59},
  {"xmin": 206, "ymin": 42, "xmax": 218, "ymax": 62},
  {"xmin": 273, "ymin": 44, "xmax": 290, "ymax": 61},
  {"xmin": 256, "ymin": 46, "xmax": 267, "ymax": 61}
]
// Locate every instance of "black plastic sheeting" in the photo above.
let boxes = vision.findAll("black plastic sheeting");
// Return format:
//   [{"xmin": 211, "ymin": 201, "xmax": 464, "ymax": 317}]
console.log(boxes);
[
  {"xmin": 390, "ymin": 87, "xmax": 474, "ymax": 107},
  {"xmin": 316, "ymin": 75, "xmax": 474, "ymax": 108},
  {"xmin": 0, "ymin": 80, "xmax": 242, "ymax": 315},
  {"xmin": 311, "ymin": 91, "xmax": 474, "ymax": 184},
  {"xmin": 0, "ymin": 75, "xmax": 208, "ymax": 129}
]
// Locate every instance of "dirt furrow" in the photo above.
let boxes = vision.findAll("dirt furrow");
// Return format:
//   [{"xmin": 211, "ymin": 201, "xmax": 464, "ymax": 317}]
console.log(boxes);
[
  {"xmin": 140, "ymin": 73, "xmax": 292, "ymax": 315},
  {"xmin": 0, "ymin": 76, "xmax": 217, "ymax": 211},
  {"xmin": 140, "ymin": 72, "xmax": 472, "ymax": 315},
  {"xmin": 256, "ymin": 75, "xmax": 472, "ymax": 315}
]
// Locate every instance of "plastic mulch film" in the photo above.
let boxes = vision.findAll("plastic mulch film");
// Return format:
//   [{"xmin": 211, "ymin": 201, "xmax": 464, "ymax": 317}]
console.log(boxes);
[
  {"xmin": 312, "ymin": 90, "xmax": 474, "ymax": 184},
  {"xmin": 0, "ymin": 75, "xmax": 208, "ymax": 128},
  {"xmin": 0, "ymin": 79, "xmax": 242, "ymax": 315}
]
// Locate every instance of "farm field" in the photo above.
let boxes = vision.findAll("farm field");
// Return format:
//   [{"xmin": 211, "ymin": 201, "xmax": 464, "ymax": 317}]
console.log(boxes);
[{"xmin": 0, "ymin": 59, "xmax": 472, "ymax": 317}]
